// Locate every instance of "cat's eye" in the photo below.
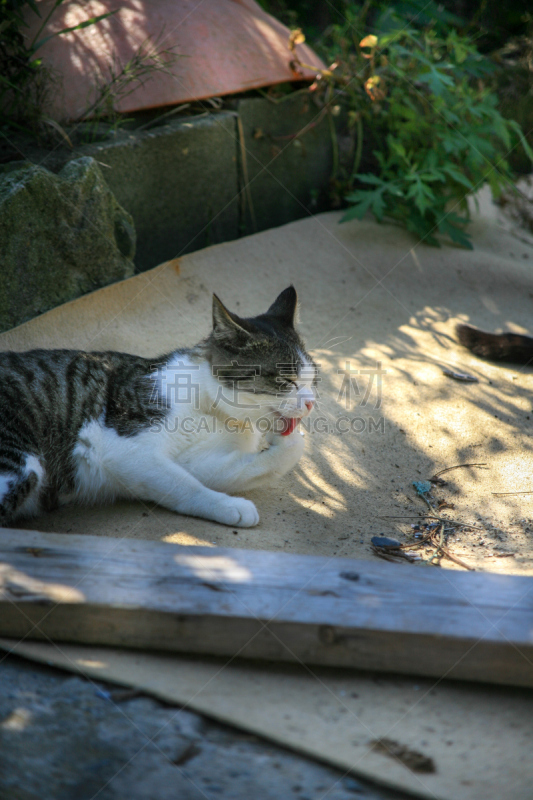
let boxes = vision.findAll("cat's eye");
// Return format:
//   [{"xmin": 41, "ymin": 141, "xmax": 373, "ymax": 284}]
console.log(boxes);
[{"xmin": 277, "ymin": 378, "xmax": 298, "ymax": 391}]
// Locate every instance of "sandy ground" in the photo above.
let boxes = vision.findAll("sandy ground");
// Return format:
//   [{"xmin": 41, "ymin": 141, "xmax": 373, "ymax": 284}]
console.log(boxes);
[
  {"xmin": 2, "ymin": 194, "xmax": 533, "ymax": 574},
  {"xmin": 3, "ymin": 199, "xmax": 533, "ymax": 800}
]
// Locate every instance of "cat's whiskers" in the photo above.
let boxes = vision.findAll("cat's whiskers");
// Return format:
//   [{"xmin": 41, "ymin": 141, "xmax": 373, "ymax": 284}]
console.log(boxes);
[{"xmin": 318, "ymin": 335, "xmax": 353, "ymax": 350}]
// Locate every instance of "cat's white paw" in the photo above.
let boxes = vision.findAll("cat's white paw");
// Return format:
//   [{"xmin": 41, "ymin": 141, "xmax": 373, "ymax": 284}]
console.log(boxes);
[
  {"xmin": 270, "ymin": 428, "xmax": 305, "ymax": 460},
  {"xmin": 215, "ymin": 496, "xmax": 259, "ymax": 528}
]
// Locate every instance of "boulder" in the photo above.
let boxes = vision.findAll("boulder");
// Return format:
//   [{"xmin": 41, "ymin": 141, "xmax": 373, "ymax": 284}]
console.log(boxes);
[{"xmin": 0, "ymin": 157, "xmax": 135, "ymax": 332}]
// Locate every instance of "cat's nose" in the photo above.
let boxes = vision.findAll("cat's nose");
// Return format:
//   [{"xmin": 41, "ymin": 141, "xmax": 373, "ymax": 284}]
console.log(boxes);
[{"xmin": 305, "ymin": 400, "xmax": 314, "ymax": 411}]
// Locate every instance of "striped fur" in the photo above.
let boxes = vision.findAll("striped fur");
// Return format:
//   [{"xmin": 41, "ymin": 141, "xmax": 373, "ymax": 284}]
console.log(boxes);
[{"xmin": 0, "ymin": 287, "xmax": 317, "ymax": 529}]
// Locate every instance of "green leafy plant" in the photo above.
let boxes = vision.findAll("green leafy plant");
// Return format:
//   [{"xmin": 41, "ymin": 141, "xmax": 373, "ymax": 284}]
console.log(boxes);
[
  {"xmin": 292, "ymin": 1, "xmax": 533, "ymax": 247},
  {"xmin": 0, "ymin": 0, "xmax": 115, "ymax": 139},
  {"xmin": 79, "ymin": 31, "xmax": 181, "ymax": 142}
]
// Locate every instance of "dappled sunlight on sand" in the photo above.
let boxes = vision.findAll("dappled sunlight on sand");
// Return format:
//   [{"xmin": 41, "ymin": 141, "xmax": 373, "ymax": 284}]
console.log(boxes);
[
  {"xmin": 284, "ymin": 345, "xmax": 384, "ymax": 518},
  {"xmin": 6, "ymin": 208, "xmax": 533, "ymax": 573},
  {"xmin": 163, "ymin": 532, "xmax": 216, "ymax": 547},
  {"xmin": 274, "ymin": 287, "xmax": 533, "ymax": 571}
]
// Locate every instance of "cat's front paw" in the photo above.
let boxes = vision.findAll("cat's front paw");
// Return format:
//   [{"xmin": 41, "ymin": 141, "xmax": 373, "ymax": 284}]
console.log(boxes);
[
  {"xmin": 270, "ymin": 427, "xmax": 305, "ymax": 458},
  {"xmin": 216, "ymin": 496, "xmax": 259, "ymax": 528}
]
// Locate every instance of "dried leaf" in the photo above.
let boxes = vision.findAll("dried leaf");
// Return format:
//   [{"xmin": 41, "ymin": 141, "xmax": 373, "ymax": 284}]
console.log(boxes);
[
  {"xmin": 360, "ymin": 35, "xmax": 378, "ymax": 50},
  {"xmin": 437, "ymin": 499, "xmax": 455, "ymax": 511},
  {"xmin": 364, "ymin": 75, "xmax": 386, "ymax": 101}
]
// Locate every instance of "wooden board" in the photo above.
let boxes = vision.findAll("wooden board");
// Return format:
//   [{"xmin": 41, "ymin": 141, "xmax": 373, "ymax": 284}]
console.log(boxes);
[{"xmin": 1, "ymin": 528, "xmax": 533, "ymax": 687}]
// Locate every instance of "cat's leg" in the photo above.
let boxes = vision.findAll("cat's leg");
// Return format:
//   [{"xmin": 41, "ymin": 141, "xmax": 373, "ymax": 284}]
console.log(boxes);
[
  {"xmin": 126, "ymin": 455, "xmax": 259, "ymax": 526},
  {"xmin": 191, "ymin": 430, "xmax": 306, "ymax": 493},
  {"xmin": 73, "ymin": 421, "xmax": 259, "ymax": 527},
  {"xmin": 0, "ymin": 455, "xmax": 45, "ymax": 526},
  {"xmin": 103, "ymin": 451, "xmax": 259, "ymax": 528}
]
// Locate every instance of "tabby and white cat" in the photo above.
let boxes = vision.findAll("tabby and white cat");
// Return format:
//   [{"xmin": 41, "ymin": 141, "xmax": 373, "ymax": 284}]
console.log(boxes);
[{"xmin": 0, "ymin": 287, "xmax": 316, "ymax": 529}]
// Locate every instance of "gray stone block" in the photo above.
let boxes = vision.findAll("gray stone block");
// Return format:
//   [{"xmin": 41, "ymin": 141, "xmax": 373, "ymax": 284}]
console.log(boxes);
[
  {"xmin": 0, "ymin": 654, "xmax": 400, "ymax": 800},
  {"xmin": 0, "ymin": 157, "xmax": 135, "ymax": 333},
  {"xmin": 62, "ymin": 98, "xmax": 333, "ymax": 274},
  {"xmin": 86, "ymin": 112, "xmax": 241, "ymax": 271},
  {"xmin": 237, "ymin": 94, "xmax": 333, "ymax": 235}
]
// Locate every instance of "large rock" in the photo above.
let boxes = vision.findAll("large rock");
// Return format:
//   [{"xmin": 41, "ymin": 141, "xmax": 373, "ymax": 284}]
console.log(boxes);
[{"xmin": 0, "ymin": 157, "xmax": 135, "ymax": 332}]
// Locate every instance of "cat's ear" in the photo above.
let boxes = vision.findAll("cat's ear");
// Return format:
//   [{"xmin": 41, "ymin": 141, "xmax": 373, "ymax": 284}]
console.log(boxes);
[
  {"xmin": 212, "ymin": 294, "xmax": 250, "ymax": 341},
  {"xmin": 266, "ymin": 286, "xmax": 298, "ymax": 327}
]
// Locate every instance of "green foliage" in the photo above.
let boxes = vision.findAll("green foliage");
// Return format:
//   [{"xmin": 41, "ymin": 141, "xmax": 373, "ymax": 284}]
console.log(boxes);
[
  {"xmin": 0, "ymin": 0, "xmax": 115, "ymax": 139},
  {"xmin": 0, "ymin": 0, "xmax": 49, "ymax": 134},
  {"xmin": 80, "ymin": 32, "xmax": 181, "ymax": 141},
  {"xmin": 0, "ymin": 2, "xmax": 181, "ymax": 148},
  {"xmin": 295, "ymin": 1, "xmax": 533, "ymax": 247}
]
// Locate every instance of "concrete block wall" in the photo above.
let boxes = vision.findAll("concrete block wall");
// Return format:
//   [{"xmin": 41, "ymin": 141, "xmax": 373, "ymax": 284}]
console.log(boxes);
[
  {"xmin": 78, "ymin": 93, "xmax": 333, "ymax": 272},
  {"xmin": 88, "ymin": 112, "xmax": 240, "ymax": 271},
  {"xmin": 0, "ymin": 93, "xmax": 334, "ymax": 331},
  {"xmin": 238, "ymin": 95, "xmax": 332, "ymax": 237}
]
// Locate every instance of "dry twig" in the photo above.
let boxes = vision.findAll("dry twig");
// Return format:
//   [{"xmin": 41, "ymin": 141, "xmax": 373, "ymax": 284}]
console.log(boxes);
[
  {"xmin": 492, "ymin": 490, "xmax": 533, "ymax": 496},
  {"xmin": 433, "ymin": 462, "xmax": 487, "ymax": 478}
]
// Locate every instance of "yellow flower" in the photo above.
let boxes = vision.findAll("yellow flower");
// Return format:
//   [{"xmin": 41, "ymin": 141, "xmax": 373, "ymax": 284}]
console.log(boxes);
[
  {"xmin": 364, "ymin": 75, "xmax": 386, "ymax": 101},
  {"xmin": 359, "ymin": 34, "xmax": 378, "ymax": 58},
  {"xmin": 288, "ymin": 29, "xmax": 306, "ymax": 51}
]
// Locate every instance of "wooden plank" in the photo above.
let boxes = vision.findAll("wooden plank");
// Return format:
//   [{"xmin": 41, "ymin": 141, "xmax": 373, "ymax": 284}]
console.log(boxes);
[{"xmin": 1, "ymin": 528, "xmax": 532, "ymax": 687}]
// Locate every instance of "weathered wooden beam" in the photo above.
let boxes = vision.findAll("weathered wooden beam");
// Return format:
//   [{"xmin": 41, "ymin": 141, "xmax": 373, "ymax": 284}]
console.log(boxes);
[{"xmin": 1, "ymin": 528, "xmax": 532, "ymax": 687}]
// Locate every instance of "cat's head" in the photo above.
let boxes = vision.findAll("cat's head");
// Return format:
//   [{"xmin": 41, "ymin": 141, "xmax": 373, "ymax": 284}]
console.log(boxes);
[{"xmin": 205, "ymin": 287, "xmax": 317, "ymax": 430}]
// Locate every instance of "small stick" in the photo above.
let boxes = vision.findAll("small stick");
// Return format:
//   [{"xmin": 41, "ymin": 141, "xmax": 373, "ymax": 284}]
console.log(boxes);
[
  {"xmin": 371, "ymin": 546, "xmax": 420, "ymax": 563},
  {"xmin": 136, "ymin": 103, "xmax": 191, "ymax": 132},
  {"xmin": 371, "ymin": 548, "xmax": 401, "ymax": 563},
  {"xmin": 378, "ymin": 515, "xmax": 430, "ymax": 519},
  {"xmin": 438, "ymin": 519, "xmax": 484, "ymax": 530},
  {"xmin": 430, "ymin": 533, "xmax": 475, "ymax": 571},
  {"xmin": 425, "ymin": 525, "xmax": 444, "ymax": 566},
  {"xmin": 492, "ymin": 491, "xmax": 533, "ymax": 496},
  {"xmin": 237, "ymin": 115, "xmax": 257, "ymax": 232},
  {"xmin": 378, "ymin": 514, "xmax": 484, "ymax": 530},
  {"xmin": 434, "ymin": 463, "xmax": 487, "ymax": 478},
  {"xmin": 401, "ymin": 534, "xmax": 433, "ymax": 549},
  {"xmin": 418, "ymin": 493, "xmax": 486, "ymax": 531},
  {"xmin": 439, "ymin": 542, "xmax": 475, "ymax": 571}
]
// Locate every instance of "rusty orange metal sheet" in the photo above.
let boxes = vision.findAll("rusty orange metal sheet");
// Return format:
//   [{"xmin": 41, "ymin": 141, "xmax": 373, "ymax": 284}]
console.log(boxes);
[{"xmin": 25, "ymin": 0, "xmax": 325, "ymax": 121}]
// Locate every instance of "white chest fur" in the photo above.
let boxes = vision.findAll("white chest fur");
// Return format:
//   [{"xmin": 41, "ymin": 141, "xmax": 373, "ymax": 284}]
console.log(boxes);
[{"xmin": 70, "ymin": 354, "xmax": 311, "ymax": 527}]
